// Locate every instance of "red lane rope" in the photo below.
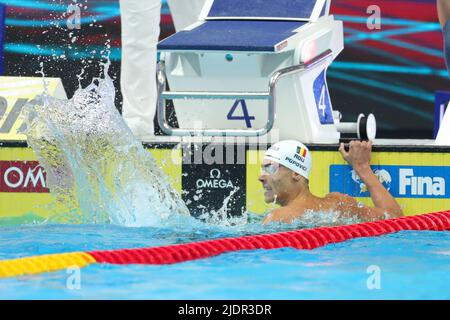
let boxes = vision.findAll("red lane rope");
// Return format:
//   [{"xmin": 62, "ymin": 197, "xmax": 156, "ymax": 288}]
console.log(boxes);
[{"xmin": 88, "ymin": 210, "xmax": 450, "ymax": 265}]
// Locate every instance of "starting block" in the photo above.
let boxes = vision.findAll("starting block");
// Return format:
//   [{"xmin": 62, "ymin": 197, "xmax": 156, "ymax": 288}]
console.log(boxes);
[{"xmin": 157, "ymin": 0, "xmax": 362, "ymax": 143}]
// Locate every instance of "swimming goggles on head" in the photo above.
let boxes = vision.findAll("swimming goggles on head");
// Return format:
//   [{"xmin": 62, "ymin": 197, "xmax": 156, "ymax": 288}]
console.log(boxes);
[{"xmin": 261, "ymin": 162, "xmax": 280, "ymax": 175}]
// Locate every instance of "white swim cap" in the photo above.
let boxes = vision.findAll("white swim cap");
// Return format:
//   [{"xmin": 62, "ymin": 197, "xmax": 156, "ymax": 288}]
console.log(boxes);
[{"xmin": 264, "ymin": 140, "xmax": 312, "ymax": 180}]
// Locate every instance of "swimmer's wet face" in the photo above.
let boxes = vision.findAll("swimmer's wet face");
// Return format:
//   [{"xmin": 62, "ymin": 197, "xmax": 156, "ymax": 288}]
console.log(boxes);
[
  {"xmin": 259, "ymin": 160, "xmax": 294, "ymax": 205},
  {"xmin": 260, "ymin": 140, "xmax": 312, "ymax": 206}
]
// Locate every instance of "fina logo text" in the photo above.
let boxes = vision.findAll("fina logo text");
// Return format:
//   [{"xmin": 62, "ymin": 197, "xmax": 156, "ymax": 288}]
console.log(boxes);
[
  {"xmin": 346, "ymin": 166, "xmax": 447, "ymax": 198},
  {"xmin": 196, "ymin": 169, "xmax": 234, "ymax": 189},
  {"xmin": 399, "ymin": 168, "xmax": 445, "ymax": 196}
]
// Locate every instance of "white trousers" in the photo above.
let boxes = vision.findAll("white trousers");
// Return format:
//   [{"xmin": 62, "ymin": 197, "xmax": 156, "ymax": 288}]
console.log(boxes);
[
  {"xmin": 120, "ymin": 0, "xmax": 161, "ymax": 139},
  {"xmin": 120, "ymin": 0, "xmax": 206, "ymax": 139}
]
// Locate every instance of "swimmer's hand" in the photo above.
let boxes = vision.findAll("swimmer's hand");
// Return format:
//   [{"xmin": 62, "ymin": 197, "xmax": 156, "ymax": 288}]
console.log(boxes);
[{"xmin": 338, "ymin": 140, "xmax": 372, "ymax": 173}]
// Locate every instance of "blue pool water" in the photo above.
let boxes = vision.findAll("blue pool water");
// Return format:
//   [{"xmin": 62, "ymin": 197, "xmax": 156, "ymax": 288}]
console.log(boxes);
[{"xmin": 2, "ymin": 223, "xmax": 450, "ymax": 300}]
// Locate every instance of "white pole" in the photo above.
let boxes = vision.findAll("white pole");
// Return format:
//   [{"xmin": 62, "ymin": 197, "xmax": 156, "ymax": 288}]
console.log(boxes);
[{"xmin": 119, "ymin": 0, "xmax": 161, "ymax": 140}]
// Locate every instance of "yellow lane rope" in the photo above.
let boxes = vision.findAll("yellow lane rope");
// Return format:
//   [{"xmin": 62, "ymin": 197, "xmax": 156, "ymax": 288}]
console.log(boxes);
[{"xmin": 0, "ymin": 252, "xmax": 96, "ymax": 278}]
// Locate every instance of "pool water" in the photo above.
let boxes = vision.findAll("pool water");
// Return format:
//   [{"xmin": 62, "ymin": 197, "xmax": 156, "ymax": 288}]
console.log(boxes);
[{"xmin": 1, "ymin": 222, "xmax": 450, "ymax": 299}]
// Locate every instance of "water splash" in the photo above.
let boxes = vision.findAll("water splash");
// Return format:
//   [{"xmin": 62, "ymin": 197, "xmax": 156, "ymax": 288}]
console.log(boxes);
[
  {"xmin": 197, "ymin": 186, "xmax": 249, "ymax": 227},
  {"xmin": 295, "ymin": 209, "xmax": 364, "ymax": 227},
  {"xmin": 22, "ymin": 61, "xmax": 190, "ymax": 227}
]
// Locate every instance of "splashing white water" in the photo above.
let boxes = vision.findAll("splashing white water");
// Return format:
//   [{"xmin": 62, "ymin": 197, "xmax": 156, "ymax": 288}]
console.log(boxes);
[
  {"xmin": 22, "ymin": 61, "xmax": 189, "ymax": 227},
  {"xmin": 197, "ymin": 186, "xmax": 248, "ymax": 227},
  {"xmin": 296, "ymin": 209, "xmax": 364, "ymax": 227}
]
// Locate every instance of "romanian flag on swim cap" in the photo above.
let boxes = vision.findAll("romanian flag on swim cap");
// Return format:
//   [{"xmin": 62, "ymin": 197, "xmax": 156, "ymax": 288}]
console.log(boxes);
[{"xmin": 297, "ymin": 146, "xmax": 307, "ymax": 158}]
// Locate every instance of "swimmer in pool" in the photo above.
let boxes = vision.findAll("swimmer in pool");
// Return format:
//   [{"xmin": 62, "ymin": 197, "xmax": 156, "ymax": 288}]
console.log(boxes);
[{"xmin": 260, "ymin": 140, "xmax": 403, "ymax": 224}]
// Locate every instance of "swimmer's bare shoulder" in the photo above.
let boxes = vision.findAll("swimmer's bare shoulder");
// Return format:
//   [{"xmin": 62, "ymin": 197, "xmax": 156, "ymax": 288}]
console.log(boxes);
[
  {"xmin": 263, "ymin": 192, "xmax": 393, "ymax": 225},
  {"xmin": 325, "ymin": 192, "xmax": 389, "ymax": 222},
  {"xmin": 262, "ymin": 206, "xmax": 306, "ymax": 225},
  {"xmin": 325, "ymin": 192, "xmax": 353, "ymax": 205}
]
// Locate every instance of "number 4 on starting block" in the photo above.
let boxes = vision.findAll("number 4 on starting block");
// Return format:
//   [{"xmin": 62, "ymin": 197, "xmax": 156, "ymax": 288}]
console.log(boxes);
[{"xmin": 227, "ymin": 99, "xmax": 255, "ymax": 128}]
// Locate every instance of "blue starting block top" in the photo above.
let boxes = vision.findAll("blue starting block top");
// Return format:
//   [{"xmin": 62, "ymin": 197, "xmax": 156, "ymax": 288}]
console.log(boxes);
[
  {"xmin": 158, "ymin": 0, "xmax": 327, "ymax": 52},
  {"xmin": 157, "ymin": 20, "xmax": 306, "ymax": 52},
  {"xmin": 207, "ymin": 0, "xmax": 321, "ymax": 21}
]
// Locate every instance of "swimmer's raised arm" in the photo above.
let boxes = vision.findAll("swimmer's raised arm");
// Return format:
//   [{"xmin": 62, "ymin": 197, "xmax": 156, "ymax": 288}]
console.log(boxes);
[{"xmin": 339, "ymin": 141, "xmax": 403, "ymax": 219}]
